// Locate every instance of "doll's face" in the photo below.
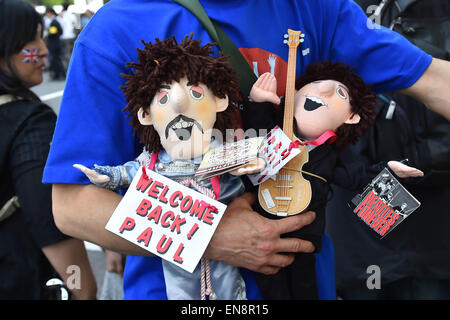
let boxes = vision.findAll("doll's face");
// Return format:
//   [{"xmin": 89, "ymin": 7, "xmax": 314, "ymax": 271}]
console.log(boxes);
[
  {"xmin": 293, "ymin": 80, "xmax": 360, "ymax": 141},
  {"xmin": 138, "ymin": 76, "xmax": 228, "ymax": 159}
]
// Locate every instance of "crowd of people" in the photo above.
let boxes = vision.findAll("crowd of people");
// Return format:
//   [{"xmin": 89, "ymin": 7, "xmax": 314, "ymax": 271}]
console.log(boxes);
[
  {"xmin": 41, "ymin": 2, "xmax": 93, "ymax": 81},
  {"xmin": 0, "ymin": 0, "xmax": 449, "ymax": 302}
]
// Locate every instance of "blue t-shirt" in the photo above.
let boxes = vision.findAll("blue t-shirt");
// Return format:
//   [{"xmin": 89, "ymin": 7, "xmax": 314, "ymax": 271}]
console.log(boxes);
[{"xmin": 43, "ymin": 0, "xmax": 432, "ymax": 300}]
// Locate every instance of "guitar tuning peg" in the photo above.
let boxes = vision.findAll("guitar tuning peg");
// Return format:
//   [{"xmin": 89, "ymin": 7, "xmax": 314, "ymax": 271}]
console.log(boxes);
[
  {"xmin": 284, "ymin": 34, "xmax": 288, "ymax": 38},
  {"xmin": 301, "ymin": 34, "xmax": 305, "ymax": 37},
  {"xmin": 300, "ymin": 39, "xmax": 305, "ymax": 43},
  {"xmin": 283, "ymin": 39, "xmax": 288, "ymax": 44}
]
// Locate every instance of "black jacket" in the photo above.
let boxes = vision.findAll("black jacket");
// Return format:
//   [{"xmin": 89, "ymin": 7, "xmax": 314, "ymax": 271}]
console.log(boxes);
[{"xmin": 0, "ymin": 98, "xmax": 68, "ymax": 299}]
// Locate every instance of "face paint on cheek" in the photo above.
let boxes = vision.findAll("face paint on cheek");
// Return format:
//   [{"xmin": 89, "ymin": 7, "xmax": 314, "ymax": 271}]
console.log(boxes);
[
  {"xmin": 196, "ymin": 100, "xmax": 213, "ymax": 118},
  {"xmin": 21, "ymin": 48, "xmax": 39, "ymax": 63},
  {"xmin": 151, "ymin": 107, "xmax": 166, "ymax": 124}
]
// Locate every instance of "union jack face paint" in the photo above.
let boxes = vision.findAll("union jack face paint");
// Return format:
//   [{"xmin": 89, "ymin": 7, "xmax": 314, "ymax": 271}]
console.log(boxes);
[{"xmin": 21, "ymin": 48, "xmax": 39, "ymax": 63}]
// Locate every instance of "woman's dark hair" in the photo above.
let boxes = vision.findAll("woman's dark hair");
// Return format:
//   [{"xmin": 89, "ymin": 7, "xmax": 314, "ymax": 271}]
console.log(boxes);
[{"xmin": 0, "ymin": 0, "xmax": 43, "ymax": 99}]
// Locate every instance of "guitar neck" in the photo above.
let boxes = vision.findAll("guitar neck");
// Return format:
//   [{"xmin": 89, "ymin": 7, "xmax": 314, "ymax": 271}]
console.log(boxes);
[{"xmin": 282, "ymin": 39, "xmax": 298, "ymax": 140}]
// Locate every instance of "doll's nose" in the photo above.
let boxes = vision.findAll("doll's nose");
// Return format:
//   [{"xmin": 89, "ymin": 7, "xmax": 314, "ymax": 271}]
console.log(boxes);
[
  {"xmin": 317, "ymin": 80, "xmax": 335, "ymax": 97},
  {"xmin": 171, "ymin": 83, "xmax": 189, "ymax": 114}
]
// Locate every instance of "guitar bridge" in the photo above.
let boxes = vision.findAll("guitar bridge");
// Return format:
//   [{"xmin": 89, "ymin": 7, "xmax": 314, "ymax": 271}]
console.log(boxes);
[{"xmin": 275, "ymin": 197, "xmax": 292, "ymax": 201}]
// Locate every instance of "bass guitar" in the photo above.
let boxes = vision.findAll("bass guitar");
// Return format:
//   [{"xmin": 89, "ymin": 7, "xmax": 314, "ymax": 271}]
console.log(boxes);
[{"xmin": 258, "ymin": 29, "xmax": 312, "ymax": 216}]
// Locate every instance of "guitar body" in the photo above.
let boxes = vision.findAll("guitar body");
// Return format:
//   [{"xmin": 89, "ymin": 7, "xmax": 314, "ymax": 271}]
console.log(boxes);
[{"xmin": 258, "ymin": 139, "xmax": 312, "ymax": 216}]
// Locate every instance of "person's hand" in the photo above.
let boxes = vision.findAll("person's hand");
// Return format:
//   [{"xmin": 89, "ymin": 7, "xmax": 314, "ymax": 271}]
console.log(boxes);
[
  {"xmin": 387, "ymin": 161, "xmax": 424, "ymax": 178},
  {"xmin": 229, "ymin": 157, "xmax": 266, "ymax": 176},
  {"xmin": 105, "ymin": 250, "xmax": 124, "ymax": 277},
  {"xmin": 205, "ymin": 192, "xmax": 316, "ymax": 275},
  {"xmin": 73, "ymin": 164, "xmax": 110, "ymax": 185},
  {"xmin": 249, "ymin": 72, "xmax": 281, "ymax": 105}
]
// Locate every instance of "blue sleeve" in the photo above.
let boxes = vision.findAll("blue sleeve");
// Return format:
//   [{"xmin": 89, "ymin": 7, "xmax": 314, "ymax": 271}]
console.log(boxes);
[
  {"xmin": 43, "ymin": 40, "xmax": 139, "ymax": 184},
  {"xmin": 42, "ymin": 0, "xmax": 211, "ymax": 185},
  {"xmin": 322, "ymin": 0, "xmax": 432, "ymax": 93}
]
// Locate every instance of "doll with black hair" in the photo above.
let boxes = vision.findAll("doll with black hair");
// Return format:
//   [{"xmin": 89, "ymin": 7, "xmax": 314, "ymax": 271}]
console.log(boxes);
[{"xmin": 243, "ymin": 61, "xmax": 424, "ymax": 299}]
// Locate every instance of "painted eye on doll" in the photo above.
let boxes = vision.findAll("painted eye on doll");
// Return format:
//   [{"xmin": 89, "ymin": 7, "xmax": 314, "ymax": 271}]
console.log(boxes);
[
  {"xmin": 189, "ymin": 86, "xmax": 204, "ymax": 100},
  {"xmin": 336, "ymin": 87, "xmax": 347, "ymax": 99},
  {"xmin": 157, "ymin": 91, "xmax": 169, "ymax": 105}
]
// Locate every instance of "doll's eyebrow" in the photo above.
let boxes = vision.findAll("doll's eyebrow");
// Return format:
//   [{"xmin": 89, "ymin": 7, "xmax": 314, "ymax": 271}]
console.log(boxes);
[{"xmin": 160, "ymin": 84, "xmax": 171, "ymax": 89}]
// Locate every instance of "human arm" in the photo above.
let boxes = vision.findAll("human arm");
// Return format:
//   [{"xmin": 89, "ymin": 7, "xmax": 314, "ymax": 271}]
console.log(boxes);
[
  {"xmin": 42, "ymin": 238, "xmax": 97, "ymax": 299},
  {"xmin": 52, "ymin": 183, "xmax": 152, "ymax": 256},
  {"xmin": 399, "ymin": 58, "xmax": 450, "ymax": 121},
  {"xmin": 52, "ymin": 184, "xmax": 315, "ymax": 275},
  {"xmin": 205, "ymin": 193, "xmax": 316, "ymax": 275},
  {"xmin": 325, "ymin": 1, "xmax": 450, "ymax": 119}
]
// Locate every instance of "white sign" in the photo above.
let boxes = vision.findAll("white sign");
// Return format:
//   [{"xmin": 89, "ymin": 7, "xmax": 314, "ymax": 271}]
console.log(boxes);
[
  {"xmin": 105, "ymin": 167, "xmax": 227, "ymax": 273},
  {"xmin": 248, "ymin": 126, "xmax": 301, "ymax": 185}
]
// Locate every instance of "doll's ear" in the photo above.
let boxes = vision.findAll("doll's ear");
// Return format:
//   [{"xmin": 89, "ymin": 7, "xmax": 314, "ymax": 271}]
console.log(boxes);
[
  {"xmin": 215, "ymin": 95, "xmax": 229, "ymax": 112},
  {"xmin": 344, "ymin": 113, "xmax": 361, "ymax": 125},
  {"xmin": 137, "ymin": 107, "xmax": 153, "ymax": 125}
]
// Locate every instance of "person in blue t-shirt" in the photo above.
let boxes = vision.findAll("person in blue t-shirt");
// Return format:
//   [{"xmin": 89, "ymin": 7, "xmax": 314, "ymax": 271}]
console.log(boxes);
[{"xmin": 43, "ymin": 0, "xmax": 450, "ymax": 300}]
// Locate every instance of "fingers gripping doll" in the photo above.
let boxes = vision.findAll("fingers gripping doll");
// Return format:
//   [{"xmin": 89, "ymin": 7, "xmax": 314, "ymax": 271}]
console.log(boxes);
[
  {"xmin": 74, "ymin": 35, "xmax": 263, "ymax": 300},
  {"xmin": 245, "ymin": 61, "xmax": 423, "ymax": 299}
]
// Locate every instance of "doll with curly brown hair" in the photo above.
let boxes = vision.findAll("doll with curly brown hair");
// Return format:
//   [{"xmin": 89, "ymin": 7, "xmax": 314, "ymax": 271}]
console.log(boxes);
[{"xmin": 74, "ymin": 35, "xmax": 264, "ymax": 300}]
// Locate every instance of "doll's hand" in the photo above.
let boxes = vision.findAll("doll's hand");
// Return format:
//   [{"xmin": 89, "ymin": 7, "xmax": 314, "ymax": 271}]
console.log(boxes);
[
  {"xmin": 387, "ymin": 161, "xmax": 424, "ymax": 178},
  {"xmin": 249, "ymin": 72, "xmax": 281, "ymax": 105},
  {"xmin": 230, "ymin": 157, "xmax": 266, "ymax": 176},
  {"xmin": 73, "ymin": 164, "xmax": 111, "ymax": 185}
]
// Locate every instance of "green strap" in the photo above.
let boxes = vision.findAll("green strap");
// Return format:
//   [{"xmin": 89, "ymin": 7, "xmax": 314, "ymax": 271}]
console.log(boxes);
[{"xmin": 172, "ymin": 0, "xmax": 257, "ymax": 98}]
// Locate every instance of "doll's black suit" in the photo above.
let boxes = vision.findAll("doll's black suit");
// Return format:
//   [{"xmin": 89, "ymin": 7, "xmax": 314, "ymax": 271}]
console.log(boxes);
[{"xmin": 241, "ymin": 100, "xmax": 384, "ymax": 299}]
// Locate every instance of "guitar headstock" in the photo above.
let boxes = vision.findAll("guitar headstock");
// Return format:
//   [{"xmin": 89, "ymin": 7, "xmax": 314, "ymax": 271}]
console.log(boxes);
[{"xmin": 283, "ymin": 29, "xmax": 305, "ymax": 48}]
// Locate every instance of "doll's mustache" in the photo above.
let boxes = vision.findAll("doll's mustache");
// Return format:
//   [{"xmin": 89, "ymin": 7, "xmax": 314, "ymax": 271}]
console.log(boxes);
[{"xmin": 165, "ymin": 114, "xmax": 203, "ymax": 139}]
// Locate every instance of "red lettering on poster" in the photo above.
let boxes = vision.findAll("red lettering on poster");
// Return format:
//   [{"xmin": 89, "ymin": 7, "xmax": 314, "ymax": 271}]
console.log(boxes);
[{"xmin": 118, "ymin": 217, "xmax": 135, "ymax": 234}]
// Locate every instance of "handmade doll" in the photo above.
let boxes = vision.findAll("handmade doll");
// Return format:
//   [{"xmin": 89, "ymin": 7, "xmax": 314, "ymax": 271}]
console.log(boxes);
[
  {"xmin": 243, "ymin": 61, "xmax": 423, "ymax": 299},
  {"xmin": 74, "ymin": 35, "xmax": 264, "ymax": 300}
]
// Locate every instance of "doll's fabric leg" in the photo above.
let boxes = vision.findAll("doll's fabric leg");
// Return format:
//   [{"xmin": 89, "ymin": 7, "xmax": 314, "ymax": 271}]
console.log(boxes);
[{"xmin": 161, "ymin": 259, "xmax": 247, "ymax": 299}]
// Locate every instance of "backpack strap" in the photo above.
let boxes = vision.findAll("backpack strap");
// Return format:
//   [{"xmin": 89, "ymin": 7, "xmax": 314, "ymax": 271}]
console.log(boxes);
[
  {"xmin": 371, "ymin": 0, "xmax": 418, "ymax": 28},
  {"xmin": 172, "ymin": 0, "xmax": 257, "ymax": 98},
  {"xmin": 0, "ymin": 95, "xmax": 25, "ymax": 223},
  {"xmin": 0, "ymin": 196, "xmax": 20, "ymax": 223},
  {"xmin": 395, "ymin": 0, "xmax": 418, "ymax": 15},
  {"xmin": 0, "ymin": 94, "xmax": 21, "ymax": 106}
]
